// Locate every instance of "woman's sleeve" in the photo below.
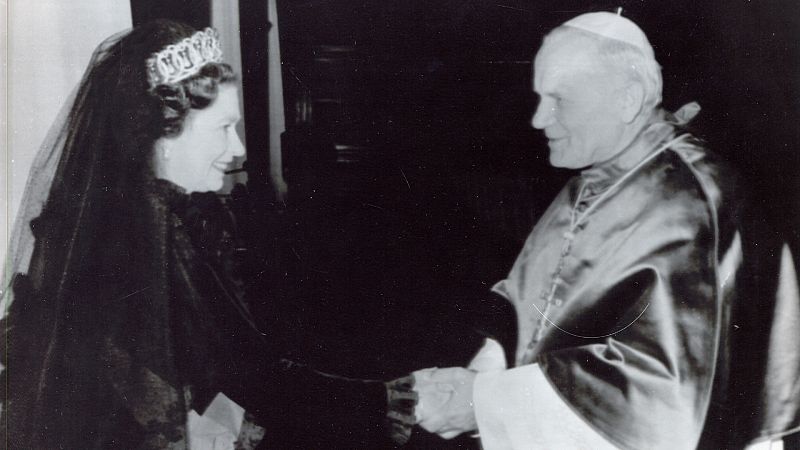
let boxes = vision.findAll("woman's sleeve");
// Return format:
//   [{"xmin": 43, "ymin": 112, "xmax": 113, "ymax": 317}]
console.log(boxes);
[{"xmin": 226, "ymin": 357, "xmax": 405, "ymax": 447}]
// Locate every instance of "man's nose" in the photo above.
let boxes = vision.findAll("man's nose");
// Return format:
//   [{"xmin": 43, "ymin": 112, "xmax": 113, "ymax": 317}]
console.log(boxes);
[{"xmin": 531, "ymin": 100, "xmax": 553, "ymax": 130}]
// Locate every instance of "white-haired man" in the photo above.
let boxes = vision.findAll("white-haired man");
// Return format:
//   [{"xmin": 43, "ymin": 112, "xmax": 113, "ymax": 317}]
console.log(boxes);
[{"xmin": 412, "ymin": 11, "xmax": 799, "ymax": 450}]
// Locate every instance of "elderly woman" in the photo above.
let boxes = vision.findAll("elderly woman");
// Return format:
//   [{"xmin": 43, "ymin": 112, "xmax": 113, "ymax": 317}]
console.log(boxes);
[{"xmin": 1, "ymin": 20, "xmax": 413, "ymax": 449}]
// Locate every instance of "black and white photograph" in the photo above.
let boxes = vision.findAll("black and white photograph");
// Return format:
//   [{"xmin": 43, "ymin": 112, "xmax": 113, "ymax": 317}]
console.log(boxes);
[{"xmin": 1, "ymin": 1, "xmax": 798, "ymax": 448}]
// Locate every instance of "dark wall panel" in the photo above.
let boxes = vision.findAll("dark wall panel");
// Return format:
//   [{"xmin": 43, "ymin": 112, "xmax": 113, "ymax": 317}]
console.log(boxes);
[{"xmin": 130, "ymin": 0, "xmax": 211, "ymax": 29}]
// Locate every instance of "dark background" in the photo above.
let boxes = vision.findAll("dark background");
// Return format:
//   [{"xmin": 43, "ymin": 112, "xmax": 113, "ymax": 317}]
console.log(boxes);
[
  {"xmin": 269, "ymin": 0, "xmax": 800, "ymax": 371},
  {"xmin": 133, "ymin": 1, "xmax": 799, "ymax": 447},
  {"xmin": 274, "ymin": 0, "xmax": 800, "ymax": 238}
]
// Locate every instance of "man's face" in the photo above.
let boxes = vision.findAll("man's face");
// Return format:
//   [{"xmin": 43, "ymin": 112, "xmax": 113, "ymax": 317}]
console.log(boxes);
[{"xmin": 531, "ymin": 36, "xmax": 628, "ymax": 169}]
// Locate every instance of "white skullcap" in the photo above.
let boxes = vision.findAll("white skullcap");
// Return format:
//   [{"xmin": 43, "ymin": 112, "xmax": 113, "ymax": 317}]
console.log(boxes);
[{"xmin": 562, "ymin": 12, "xmax": 655, "ymax": 59}]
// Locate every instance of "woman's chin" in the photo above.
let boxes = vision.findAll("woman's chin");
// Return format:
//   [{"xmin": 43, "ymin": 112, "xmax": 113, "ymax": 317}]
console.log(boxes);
[{"xmin": 205, "ymin": 178, "xmax": 224, "ymax": 193}]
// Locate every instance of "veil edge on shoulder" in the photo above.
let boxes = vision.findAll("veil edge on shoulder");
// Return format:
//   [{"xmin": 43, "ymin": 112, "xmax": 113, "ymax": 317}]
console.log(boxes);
[{"xmin": 1, "ymin": 28, "xmax": 132, "ymax": 313}]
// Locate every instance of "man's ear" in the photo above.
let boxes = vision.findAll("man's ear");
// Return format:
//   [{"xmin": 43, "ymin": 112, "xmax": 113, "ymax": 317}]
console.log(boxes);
[{"xmin": 619, "ymin": 81, "xmax": 645, "ymax": 123}]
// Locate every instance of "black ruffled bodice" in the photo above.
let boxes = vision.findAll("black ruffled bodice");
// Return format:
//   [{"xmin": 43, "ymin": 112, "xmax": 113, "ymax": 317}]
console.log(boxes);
[{"xmin": 2, "ymin": 178, "xmax": 397, "ymax": 449}]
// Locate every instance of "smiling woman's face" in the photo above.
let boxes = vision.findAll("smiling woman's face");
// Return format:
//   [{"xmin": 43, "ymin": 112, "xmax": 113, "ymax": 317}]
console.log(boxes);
[{"xmin": 155, "ymin": 84, "xmax": 244, "ymax": 193}]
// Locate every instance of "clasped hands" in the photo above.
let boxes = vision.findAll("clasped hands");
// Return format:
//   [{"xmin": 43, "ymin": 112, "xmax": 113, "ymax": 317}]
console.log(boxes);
[
  {"xmin": 412, "ymin": 366, "xmax": 478, "ymax": 439},
  {"xmin": 411, "ymin": 338, "xmax": 506, "ymax": 440}
]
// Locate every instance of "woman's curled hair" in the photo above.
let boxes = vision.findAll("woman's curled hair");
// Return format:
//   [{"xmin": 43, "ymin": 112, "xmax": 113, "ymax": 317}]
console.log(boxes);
[
  {"xmin": 102, "ymin": 19, "xmax": 236, "ymax": 175},
  {"xmin": 34, "ymin": 19, "xmax": 237, "ymax": 252},
  {"xmin": 154, "ymin": 62, "xmax": 236, "ymax": 137}
]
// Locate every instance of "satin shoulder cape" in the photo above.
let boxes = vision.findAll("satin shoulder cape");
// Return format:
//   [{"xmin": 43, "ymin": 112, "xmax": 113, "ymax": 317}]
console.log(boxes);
[{"xmin": 493, "ymin": 124, "xmax": 799, "ymax": 448}]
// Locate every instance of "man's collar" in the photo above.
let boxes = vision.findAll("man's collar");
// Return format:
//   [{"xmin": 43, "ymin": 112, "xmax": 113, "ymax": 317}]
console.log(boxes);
[{"xmin": 579, "ymin": 102, "xmax": 700, "ymax": 195}]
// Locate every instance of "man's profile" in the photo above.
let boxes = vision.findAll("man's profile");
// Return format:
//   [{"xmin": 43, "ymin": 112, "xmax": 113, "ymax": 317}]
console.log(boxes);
[{"xmin": 412, "ymin": 11, "xmax": 799, "ymax": 450}]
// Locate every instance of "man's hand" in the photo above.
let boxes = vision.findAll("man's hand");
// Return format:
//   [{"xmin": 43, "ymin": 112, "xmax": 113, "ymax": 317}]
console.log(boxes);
[{"xmin": 413, "ymin": 367, "xmax": 478, "ymax": 439}]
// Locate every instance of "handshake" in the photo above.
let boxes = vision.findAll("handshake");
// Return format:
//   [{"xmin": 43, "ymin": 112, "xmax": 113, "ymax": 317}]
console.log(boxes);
[{"xmin": 411, "ymin": 338, "xmax": 506, "ymax": 440}]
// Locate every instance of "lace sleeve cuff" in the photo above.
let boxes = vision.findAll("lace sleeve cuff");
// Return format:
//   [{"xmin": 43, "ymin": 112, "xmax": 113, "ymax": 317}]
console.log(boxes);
[{"xmin": 385, "ymin": 375, "xmax": 418, "ymax": 445}]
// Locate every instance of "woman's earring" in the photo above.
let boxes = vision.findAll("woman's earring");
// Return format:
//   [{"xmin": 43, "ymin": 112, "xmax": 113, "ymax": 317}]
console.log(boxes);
[{"xmin": 162, "ymin": 145, "xmax": 171, "ymax": 160}]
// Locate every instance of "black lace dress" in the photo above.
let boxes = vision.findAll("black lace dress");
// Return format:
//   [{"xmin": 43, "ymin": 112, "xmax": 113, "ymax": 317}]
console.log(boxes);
[{"xmin": 2, "ymin": 179, "xmax": 412, "ymax": 449}]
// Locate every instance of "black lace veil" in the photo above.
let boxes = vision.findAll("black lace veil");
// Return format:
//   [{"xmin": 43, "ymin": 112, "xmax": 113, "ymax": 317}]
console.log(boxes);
[
  {"xmin": 1, "ymin": 29, "xmax": 127, "ymax": 309},
  {"xmin": 0, "ymin": 22, "xmax": 251, "ymax": 448}
]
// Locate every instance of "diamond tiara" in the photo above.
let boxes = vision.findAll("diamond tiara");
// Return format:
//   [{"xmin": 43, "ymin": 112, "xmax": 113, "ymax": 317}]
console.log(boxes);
[{"xmin": 146, "ymin": 27, "xmax": 224, "ymax": 89}]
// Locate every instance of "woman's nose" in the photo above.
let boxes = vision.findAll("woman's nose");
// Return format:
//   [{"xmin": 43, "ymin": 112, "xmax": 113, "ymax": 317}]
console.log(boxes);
[{"xmin": 229, "ymin": 128, "xmax": 245, "ymax": 157}]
